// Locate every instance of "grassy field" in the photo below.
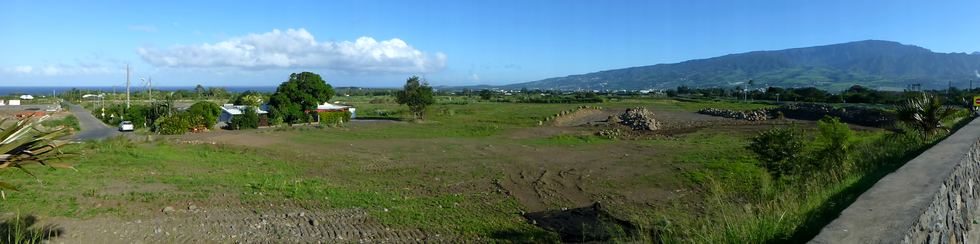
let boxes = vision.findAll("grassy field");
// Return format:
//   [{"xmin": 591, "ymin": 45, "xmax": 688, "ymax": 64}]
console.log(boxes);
[{"xmin": 0, "ymin": 96, "xmax": 948, "ymax": 242}]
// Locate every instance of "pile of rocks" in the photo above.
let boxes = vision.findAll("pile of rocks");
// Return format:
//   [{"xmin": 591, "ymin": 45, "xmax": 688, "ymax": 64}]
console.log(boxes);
[
  {"xmin": 596, "ymin": 128, "xmax": 626, "ymax": 139},
  {"xmin": 540, "ymin": 105, "xmax": 604, "ymax": 126},
  {"xmin": 618, "ymin": 107, "xmax": 661, "ymax": 131},
  {"xmin": 697, "ymin": 108, "xmax": 771, "ymax": 121},
  {"xmin": 775, "ymin": 103, "xmax": 893, "ymax": 127}
]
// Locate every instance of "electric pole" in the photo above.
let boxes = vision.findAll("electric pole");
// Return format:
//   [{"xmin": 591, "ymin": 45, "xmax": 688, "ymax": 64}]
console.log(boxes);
[{"xmin": 126, "ymin": 64, "xmax": 131, "ymax": 109}]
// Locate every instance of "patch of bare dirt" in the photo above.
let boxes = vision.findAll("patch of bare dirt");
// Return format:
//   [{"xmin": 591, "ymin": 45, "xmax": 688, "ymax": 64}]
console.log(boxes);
[{"xmin": 45, "ymin": 201, "xmax": 464, "ymax": 243}]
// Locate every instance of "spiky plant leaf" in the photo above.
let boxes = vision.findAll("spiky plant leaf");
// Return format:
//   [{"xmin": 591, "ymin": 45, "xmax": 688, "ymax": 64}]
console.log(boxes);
[{"xmin": 0, "ymin": 114, "xmax": 73, "ymax": 195}]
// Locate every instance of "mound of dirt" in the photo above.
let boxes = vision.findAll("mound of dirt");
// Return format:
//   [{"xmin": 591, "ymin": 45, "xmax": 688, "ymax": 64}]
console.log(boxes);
[
  {"xmin": 524, "ymin": 202, "xmax": 642, "ymax": 242},
  {"xmin": 618, "ymin": 108, "xmax": 661, "ymax": 131}
]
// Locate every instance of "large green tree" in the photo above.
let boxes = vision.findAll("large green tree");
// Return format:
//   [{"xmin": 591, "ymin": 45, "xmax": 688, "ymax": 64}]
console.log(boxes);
[
  {"xmin": 268, "ymin": 72, "xmax": 335, "ymax": 124},
  {"xmin": 395, "ymin": 76, "xmax": 435, "ymax": 120}
]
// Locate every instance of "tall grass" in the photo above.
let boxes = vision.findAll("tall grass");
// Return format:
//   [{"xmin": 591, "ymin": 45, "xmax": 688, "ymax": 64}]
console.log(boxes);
[{"xmin": 660, "ymin": 120, "xmax": 962, "ymax": 243}]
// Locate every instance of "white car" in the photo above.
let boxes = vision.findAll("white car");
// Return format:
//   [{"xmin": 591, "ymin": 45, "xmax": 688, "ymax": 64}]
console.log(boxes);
[{"xmin": 119, "ymin": 121, "xmax": 134, "ymax": 132}]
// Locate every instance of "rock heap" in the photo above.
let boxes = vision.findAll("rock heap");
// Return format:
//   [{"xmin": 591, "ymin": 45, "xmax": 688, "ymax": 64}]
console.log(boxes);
[
  {"xmin": 697, "ymin": 108, "xmax": 771, "ymax": 121},
  {"xmin": 618, "ymin": 108, "xmax": 661, "ymax": 131},
  {"xmin": 775, "ymin": 103, "xmax": 892, "ymax": 127}
]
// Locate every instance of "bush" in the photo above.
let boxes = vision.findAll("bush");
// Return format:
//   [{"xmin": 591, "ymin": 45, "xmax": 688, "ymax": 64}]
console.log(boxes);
[
  {"xmin": 318, "ymin": 111, "xmax": 351, "ymax": 126},
  {"xmin": 41, "ymin": 115, "xmax": 81, "ymax": 131},
  {"xmin": 154, "ymin": 114, "xmax": 190, "ymax": 135},
  {"xmin": 747, "ymin": 126, "xmax": 806, "ymax": 179},
  {"xmin": 187, "ymin": 101, "xmax": 222, "ymax": 129},
  {"xmin": 229, "ymin": 107, "xmax": 260, "ymax": 130},
  {"xmin": 812, "ymin": 116, "xmax": 853, "ymax": 174}
]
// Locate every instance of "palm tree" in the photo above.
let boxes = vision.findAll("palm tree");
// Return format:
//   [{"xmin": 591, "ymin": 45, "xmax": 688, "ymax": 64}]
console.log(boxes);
[
  {"xmin": 895, "ymin": 93, "xmax": 960, "ymax": 135},
  {"xmin": 0, "ymin": 115, "xmax": 74, "ymax": 198}
]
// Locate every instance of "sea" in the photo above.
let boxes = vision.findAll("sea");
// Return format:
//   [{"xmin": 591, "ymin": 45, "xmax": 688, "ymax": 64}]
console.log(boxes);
[{"xmin": 0, "ymin": 86, "xmax": 278, "ymax": 95}]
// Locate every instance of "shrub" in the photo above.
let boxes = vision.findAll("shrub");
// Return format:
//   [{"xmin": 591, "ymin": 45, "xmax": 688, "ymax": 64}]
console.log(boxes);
[
  {"xmin": 812, "ymin": 116, "xmax": 853, "ymax": 174},
  {"xmin": 154, "ymin": 114, "xmax": 190, "ymax": 135},
  {"xmin": 41, "ymin": 115, "xmax": 80, "ymax": 131},
  {"xmin": 187, "ymin": 101, "xmax": 221, "ymax": 129},
  {"xmin": 229, "ymin": 107, "xmax": 260, "ymax": 130},
  {"xmin": 747, "ymin": 126, "xmax": 806, "ymax": 179},
  {"xmin": 318, "ymin": 111, "xmax": 351, "ymax": 126}
]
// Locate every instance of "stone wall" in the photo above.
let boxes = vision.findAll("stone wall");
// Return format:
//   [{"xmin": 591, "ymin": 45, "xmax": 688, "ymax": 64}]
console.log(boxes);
[
  {"xmin": 903, "ymin": 142, "xmax": 980, "ymax": 243},
  {"xmin": 811, "ymin": 117, "xmax": 980, "ymax": 243}
]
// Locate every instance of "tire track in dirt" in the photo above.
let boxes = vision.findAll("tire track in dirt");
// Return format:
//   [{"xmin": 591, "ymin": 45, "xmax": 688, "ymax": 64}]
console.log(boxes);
[{"xmin": 47, "ymin": 201, "xmax": 466, "ymax": 243}]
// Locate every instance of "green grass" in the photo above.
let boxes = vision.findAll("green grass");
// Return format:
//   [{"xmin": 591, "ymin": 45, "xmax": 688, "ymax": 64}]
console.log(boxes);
[
  {"xmin": 40, "ymin": 115, "xmax": 80, "ymax": 131},
  {"xmin": 0, "ymin": 97, "xmax": 950, "ymax": 242},
  {"xmin": 658, "ymin": 125, "xmax": 953, "ymax": 243}
]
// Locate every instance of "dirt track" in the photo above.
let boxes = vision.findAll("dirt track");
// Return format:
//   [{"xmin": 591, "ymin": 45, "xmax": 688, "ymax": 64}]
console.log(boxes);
[{"xmin": 48, "ymin": 202, "xmax": 461, "ymax": 243}]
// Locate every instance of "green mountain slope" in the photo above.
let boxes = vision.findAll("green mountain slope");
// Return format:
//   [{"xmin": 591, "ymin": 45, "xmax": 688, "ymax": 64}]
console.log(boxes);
[{"xmin": 505, "ymin": 40, "xmax": 980, "ymax": 91}]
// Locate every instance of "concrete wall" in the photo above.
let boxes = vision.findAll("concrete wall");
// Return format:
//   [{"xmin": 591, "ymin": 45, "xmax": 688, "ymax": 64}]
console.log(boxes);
[{"xmin": 811, "ymin": 117, "xmax": 980, "ymax": 243}]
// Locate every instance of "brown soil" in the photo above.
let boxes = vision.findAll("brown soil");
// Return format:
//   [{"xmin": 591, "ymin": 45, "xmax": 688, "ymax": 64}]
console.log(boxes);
[{"xmin": 46, "ymin": 201, "xmax": 461, "ymax": 243}]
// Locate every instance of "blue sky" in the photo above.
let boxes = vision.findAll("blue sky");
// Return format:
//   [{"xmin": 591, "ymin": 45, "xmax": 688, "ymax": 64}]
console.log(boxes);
[{"xmin": 1, "ymin": 0, "xmax": 979, "ymax": 87}]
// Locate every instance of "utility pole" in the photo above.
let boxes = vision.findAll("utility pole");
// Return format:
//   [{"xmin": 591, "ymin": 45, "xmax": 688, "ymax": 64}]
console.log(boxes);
[
  {"xmin": 148, "ymin": 76, "xmax": 153, "ymax": 103},
  {"xmin": 126, "ymin": 64, "xmax": 131, "ymax": 109}
]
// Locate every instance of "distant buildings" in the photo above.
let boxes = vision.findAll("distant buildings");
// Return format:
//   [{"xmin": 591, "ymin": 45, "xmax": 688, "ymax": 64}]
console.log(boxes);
[
  {"xmin": 218, "ymin": 104, "xmax": 269, "ymax": 127},
  {"xmin": 18, "ymin": 95, "xmax": 33, "ymax": 100}
]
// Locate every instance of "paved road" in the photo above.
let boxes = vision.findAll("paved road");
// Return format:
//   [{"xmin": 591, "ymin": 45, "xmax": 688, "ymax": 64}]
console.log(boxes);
[{"xmin": 68, "ymin": 104, "xmax": 121, "ymax": 141}]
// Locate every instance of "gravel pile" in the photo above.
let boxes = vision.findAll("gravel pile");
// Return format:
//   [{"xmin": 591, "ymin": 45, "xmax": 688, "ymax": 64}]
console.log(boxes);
[
  {"xmin": 618, "ymin": 108, "xmax": 661, "ymax": 131},
  {"xmin": 697, "ymin": 108, "xmax": 771, "ymax": 121}
]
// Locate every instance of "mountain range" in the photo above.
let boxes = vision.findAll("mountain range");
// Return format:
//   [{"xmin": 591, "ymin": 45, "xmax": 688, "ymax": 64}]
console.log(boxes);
[{"xmin": 501, "ymin": 40, "xmax": 980, "ymax": 91}]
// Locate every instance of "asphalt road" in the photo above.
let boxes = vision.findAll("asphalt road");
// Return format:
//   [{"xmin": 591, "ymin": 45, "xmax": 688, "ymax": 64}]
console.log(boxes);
[{"xmin": 68, "ymin": 104, "xmax": 121, "ymax": 141}]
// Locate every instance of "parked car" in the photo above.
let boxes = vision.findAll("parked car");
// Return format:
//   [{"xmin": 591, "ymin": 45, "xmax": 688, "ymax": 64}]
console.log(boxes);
[{"xmin": 119, "ymin": 121, "xmax": 134, "ymax": 131}]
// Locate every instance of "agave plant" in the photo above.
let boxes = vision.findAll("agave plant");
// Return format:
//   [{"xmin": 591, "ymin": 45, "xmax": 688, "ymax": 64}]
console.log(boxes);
[
  {"xmin": 0, "ymin": 115, "xmax": 75, "ymax": 198},
  {"xmin": 895, "ymin": 93, "xmax": 960, "ymax": 135}
]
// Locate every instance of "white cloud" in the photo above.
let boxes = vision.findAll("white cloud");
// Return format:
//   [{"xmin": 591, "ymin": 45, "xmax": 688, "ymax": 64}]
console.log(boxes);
[
  {"xmin": 12, "ymin": 66, "xmax": 32, "ymax": 74},
  {"xmin": 138, "ymin": 28, "xmax": 447, "ymax": 73},
  {"xmin": 470, "ymin": 73, "xmax": 480, "ymax": 81},
  {"xmin": 127, "ymin": 24, "xmax": 158, "ymax": 33}
]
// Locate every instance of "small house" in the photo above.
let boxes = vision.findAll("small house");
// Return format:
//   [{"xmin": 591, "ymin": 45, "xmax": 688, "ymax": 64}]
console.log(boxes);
[
  {"xmin": 19, "ymin": 95, "xmax": 34, "ymax": 100},
  {"xmin": 310, "ymin": 102, "xmax": 356, "ymax": 122},
  {"xmin": 218, "ymin": 104, "xmax": 269, "ymax": 127},
  {"xmin": 7, "ymin": 100, "xmax": 20, "ymax": 106}
]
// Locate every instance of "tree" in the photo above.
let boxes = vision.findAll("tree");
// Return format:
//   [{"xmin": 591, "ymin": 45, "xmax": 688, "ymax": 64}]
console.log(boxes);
[
  {"xmin": 194, "ymin": 84, "xmax": 205, "ymax": 99},
  {"xmin": 206, "ymin": 87, "xmax": 229, "ymax": 98},
  {"xmin": 747, "ymin": 127, "xmax": 805, "ymax": 179},
  {"xmin": 896, "ymin": 93, "xmax": 960, "ymax": 135},
  {"xmin": 479, "ymin": 90, "xmax": 494, "ymax": 100},
  {"xmin": 187, "ymin": 101, "xmax": 222, "ymax": 129},
  {"xmin": 268, "ymin": 72, "xmax": 335, "ymax": 124},
  {"xmin": 395, "ymin": 76, "xmax": 435, "ymax": 120},
  {"xmin": 232, "ymin": 90, "xmax": 264, "ymax": 106},
  {"xmin": 229, "ymin": 107, "xmax": 260, "ymax": 130}
]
